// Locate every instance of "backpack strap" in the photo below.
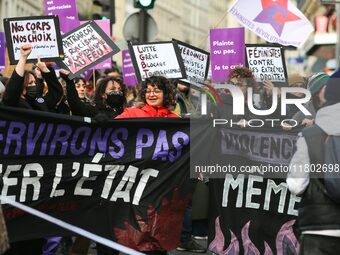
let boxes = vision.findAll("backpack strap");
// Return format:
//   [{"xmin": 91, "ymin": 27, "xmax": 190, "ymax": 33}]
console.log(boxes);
[{"xmin": 302, "ymin": 125, "xmax": 328, "ymax": 165}]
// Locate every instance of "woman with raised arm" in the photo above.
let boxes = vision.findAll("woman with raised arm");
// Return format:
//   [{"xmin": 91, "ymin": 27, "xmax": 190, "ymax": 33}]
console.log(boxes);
[
  {"xmin": 60, "ymin": 69, "xmax": 126, "ymax": 118},
  {"xmin": 3, "ymin": 44, "xmax": 63, "ymax": 112}
]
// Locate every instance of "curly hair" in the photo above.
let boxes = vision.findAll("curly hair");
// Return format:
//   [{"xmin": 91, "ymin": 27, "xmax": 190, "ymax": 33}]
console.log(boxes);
[
  {"xmin": 93, "ymin": 77, "xmax": 127, "ymax": 109},
  {"xmin": 138, "ymin": 76, "xmax": 176, "ymax": 109},
  {"xmin": 228, "ymin": 66, "xmax": 257, "ymax": 88}
]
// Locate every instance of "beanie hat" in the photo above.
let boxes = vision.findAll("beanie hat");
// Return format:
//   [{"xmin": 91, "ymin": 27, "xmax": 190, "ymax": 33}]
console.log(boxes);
[
  {"xmin": 325, "ymin": 68, "xmax": 340, "ymax": 105},
  {"xmin": 288, "ymin": 73, "xmax": 305, "ymax": 87},
  {"xmin": 307, "ymin": 72, "xmax": 329, "ymax": 96}
]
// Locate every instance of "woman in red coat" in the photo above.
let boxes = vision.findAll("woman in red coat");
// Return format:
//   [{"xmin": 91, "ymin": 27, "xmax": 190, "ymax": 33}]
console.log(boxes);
[{"xmin": 116, "ymin": 76, "xmax": 179, "ymax": 118}]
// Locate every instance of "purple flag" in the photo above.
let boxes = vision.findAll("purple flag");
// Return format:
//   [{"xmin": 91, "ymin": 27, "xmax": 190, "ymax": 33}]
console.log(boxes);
[
  {"xmin": 80, "ymin": 20, "xmax": 112, "ymax": 70},
  {"xmin": 45, "ymin": 0, "xmax": 80, "ymax": 34},
  {"xmin": 210, "ymin": 28, "xmax": 245, "ymax": 83},
  {"xmin": 0, "ymin": 32, "xmax": 5, "ymax": 69},
  {"xmin": 82, "ymin": 69, "xmax": 94, "ymax": 82},
  {"xmin": 122, "ymin": 49, "xmax": 138, "ymax": 86}
]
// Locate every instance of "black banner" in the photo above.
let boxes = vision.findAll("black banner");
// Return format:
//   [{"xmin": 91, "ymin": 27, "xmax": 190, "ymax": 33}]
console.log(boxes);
[
  {"xmin": 0, "ymin": 106, "xmax": 196, "ymax": 251},
  {"xmin": 207, "ymin": 127, "xmax": 301, "ymax": 255}
]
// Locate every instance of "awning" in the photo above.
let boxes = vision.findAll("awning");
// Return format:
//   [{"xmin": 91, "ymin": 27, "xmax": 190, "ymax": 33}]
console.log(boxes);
[{"xmin": 304, "ymin": 32, "xmax": 336, "ymax": 57}]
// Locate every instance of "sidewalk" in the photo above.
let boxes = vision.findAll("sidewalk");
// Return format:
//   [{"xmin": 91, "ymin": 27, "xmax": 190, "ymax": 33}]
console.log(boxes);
[{"xmin": 57, "ymin": 238, "xmax": 211, "ymax": 255}]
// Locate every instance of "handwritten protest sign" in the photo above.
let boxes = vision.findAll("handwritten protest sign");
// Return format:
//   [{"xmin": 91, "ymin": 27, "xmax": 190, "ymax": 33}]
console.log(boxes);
[
  {"xmin": 210, "ymin": 28, "xmax": 245, "ymax": 83},
  {"xmin": 81, "ymin": 20, "xmax": 112, "ymax": 70},
  {"xmin": 122, "ymin": 49, "xmax": 138, "ymax": 86},
  {"xmin": 3, "ymin": 16, "xmax": 64, "ymax": 64},
  {"xmin": 56, "ymin": 21, "xmax": 120, "ymax": 79},
  {"xmin": 0, "ymin": 32, "xmax": 5, "ymax": 69},
  {"xmin": 45, "ymin": 0, "xmax": 80, "ymax": 34},
  {"xmin": 129, "ymin": 41, "xmax": 186, "ymax": 82},
  {"xmin": 174, "ymin": 39, "xmax": 209, "ymax": 84},
  {"xmin": 246, "ymin": 44, "xmax": 287, "ymax": 84}
]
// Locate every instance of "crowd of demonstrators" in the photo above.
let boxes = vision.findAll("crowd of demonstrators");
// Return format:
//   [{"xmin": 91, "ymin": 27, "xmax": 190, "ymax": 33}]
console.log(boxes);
[
  {"xmin": 2, "ymin": 42, "xmax": 340, "ymax": 255},
  {"xmin": 286, "ymin": 69, "xmax": 340, "ymax": 255}
]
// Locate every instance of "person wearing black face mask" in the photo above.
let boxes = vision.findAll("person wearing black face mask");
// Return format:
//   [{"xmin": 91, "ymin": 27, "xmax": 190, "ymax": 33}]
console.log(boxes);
[
  {"xmin": 60, "ymin": 69, "xmax": 127, "ymax": 119},
  {"xmin": 3, "ymin": 44, "xmax": 63, "ymax": 112},
  {"xmin": 106, "ymin": 91, "xmax": 125, "ymax": 110},
  {"xmin": 25, "ymin": 85, "xmax": 38, "ymax": 99}
]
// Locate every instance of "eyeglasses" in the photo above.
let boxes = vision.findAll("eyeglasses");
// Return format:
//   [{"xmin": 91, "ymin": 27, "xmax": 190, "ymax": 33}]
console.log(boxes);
[{"xmin": 145, "ymin": 89, "xmax": 162, "ymax": 95}]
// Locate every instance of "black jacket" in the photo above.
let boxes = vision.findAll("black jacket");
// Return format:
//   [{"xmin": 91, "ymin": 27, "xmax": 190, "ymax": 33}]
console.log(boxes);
[
  {"xmin": 298, "ymin": 125, "xmax": 340, "ymax": 231},
  {"xmin": 3, "ymin": 67, "xmax": 63, "ymax": 112},
  {"xmin": 63, "ymin": 74, "xmax": 122, "ymax": 119}
]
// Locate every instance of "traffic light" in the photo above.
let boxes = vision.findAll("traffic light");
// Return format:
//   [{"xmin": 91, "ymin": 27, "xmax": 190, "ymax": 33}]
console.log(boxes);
[
  {"xmin": 92, "ymin": 0, "xmax": 115, "ymax": 24},
  {"xmin": 134, "ymin": 0, "xmax": 156, "ymax": 9}
]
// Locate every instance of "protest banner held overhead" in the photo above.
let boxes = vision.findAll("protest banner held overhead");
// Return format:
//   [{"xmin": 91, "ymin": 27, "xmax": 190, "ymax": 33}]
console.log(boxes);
[
  {"xmin": 173, "ymin": 39, "xmax": 210, "ymax": 84},
  {"xmin": 0, "ymin": 32, "xmax": 5, "ymax": 69},
  {"xmin": 122, "ymin": 49, "xmax": 138, "ymax": 86},
  {"xmin": 44, "ymin": 0, "xmax": 80, "ymax": 34},
  {"xmin": 56, "ymin": 21, "xmax": 120, "ymax": 79},
  {"xmin": 128, "ymin": 41, "xmax": 186, "ymax": 82},
  {"xmin": 210, "ymin": 27, "xmax": 245, "ymax": 83},
  {"xmin": 246, "ymin": 44, "xmax": 288, "ymax": 85},
  {"xmin": 228, "ymin": 0, "xmax": 314, "ymax": 47},
  {"xmin": 3, "ymin": 16, "xmax": 64, "ymax": 64}
]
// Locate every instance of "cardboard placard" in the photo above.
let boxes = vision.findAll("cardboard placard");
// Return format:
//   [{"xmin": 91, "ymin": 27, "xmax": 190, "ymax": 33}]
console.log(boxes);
[
  {"xmin": 128, "ymin": 41, "xmax": 186, "ymax": 82},
  {"xmin": 3, "ymin": 16, "xmax": 64, "ymax": 65},
  {"xmin": 174, "ymin": 39, "xmax": 210, "ymax": 84},
  {"xmin": 122, "ymin": 49, "xmax": 138, "ymax": 86},
  {"xmin": 80, "ymin": 20, "xmax": 112, "ymax": 70},
  {"xmin": 210, "ymin": 28, "xmax": 245, "ymax": 84},
  {"xmin": 246, "ymin": 44, "xmax": 287, "ymax": 85},
  {"xmin": 56, "ymin": 21, "xmax": 120, "ymax": 79}
]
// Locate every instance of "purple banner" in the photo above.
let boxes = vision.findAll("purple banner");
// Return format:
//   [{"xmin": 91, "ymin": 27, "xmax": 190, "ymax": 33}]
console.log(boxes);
[
  {"xmin": 0, "ymin": 32, "xmax": 5, "ymax": 69},
  {"xmin": 210, "ymin": 27, "xmax": 245, "ymax": 83},
  {"xmin": 45, "ymin": 0, "xmax": 80, "ymax": 34},
  {"xmin": 82, "ymin": 69, "xmax": 93, "ymax": 82},
  {"xmin": 80, "ymin": 20, "xmax": 112, "ymax": 70},
  {"xmin": 122, "ymin": 49, "xmax": 138, "ymax": 86}
]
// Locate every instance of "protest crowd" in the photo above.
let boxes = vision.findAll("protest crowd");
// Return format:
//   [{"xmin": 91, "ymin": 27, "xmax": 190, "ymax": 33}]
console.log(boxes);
[{"xmin": 0, "ymin": 0, "xmax": 340, "ymax": 255}]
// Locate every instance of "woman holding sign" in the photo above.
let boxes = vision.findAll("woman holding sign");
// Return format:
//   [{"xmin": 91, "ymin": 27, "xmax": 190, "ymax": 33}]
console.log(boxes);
[
  {"xmin": 3, "ymin": 44, "xmax": 63, "ymax": 112},
  {"xmin": 116, "ymin": 76, "xmax": 178, "ymax": 118},
  {"xmin": 59, "ymin": 70, "xmax": 127, "ymax": 119}
]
